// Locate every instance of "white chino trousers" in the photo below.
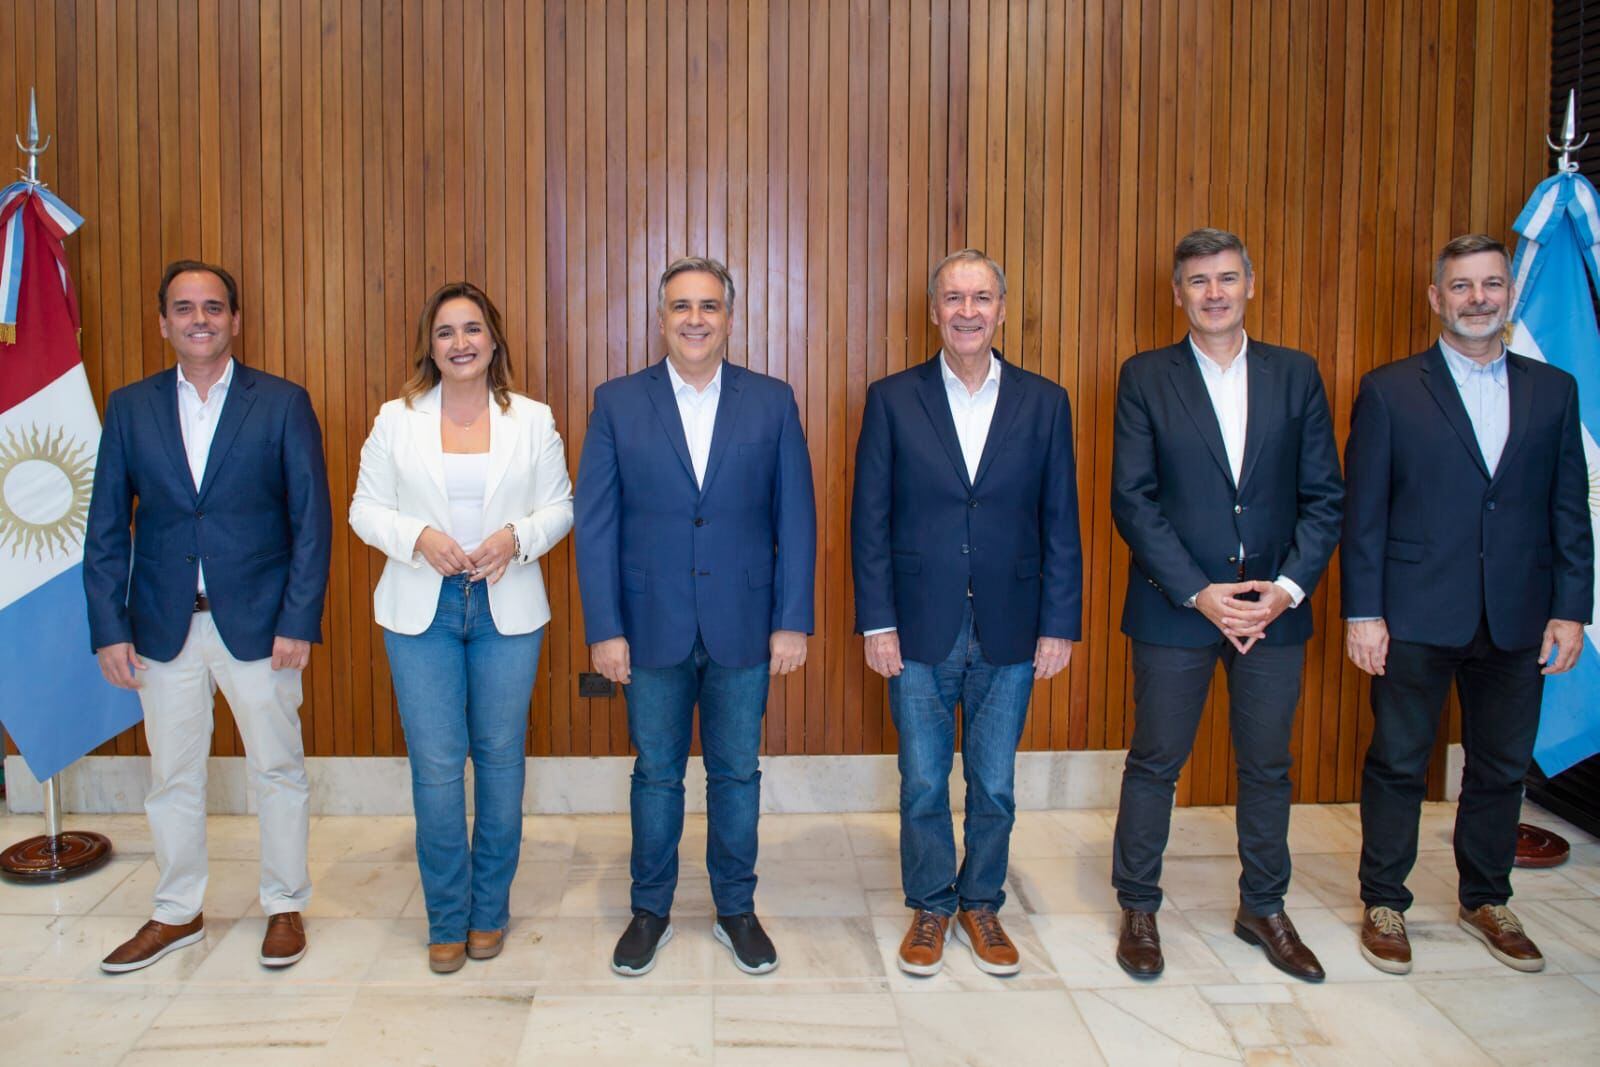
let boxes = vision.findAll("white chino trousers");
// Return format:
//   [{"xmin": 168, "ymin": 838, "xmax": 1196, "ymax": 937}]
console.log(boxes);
[{"xmin": 137, "ymin": 612, "xmax": 312, "ymax": 923}]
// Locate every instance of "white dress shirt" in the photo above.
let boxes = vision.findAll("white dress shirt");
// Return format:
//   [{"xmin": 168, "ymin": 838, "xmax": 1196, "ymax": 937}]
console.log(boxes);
[
  {"xmin": 1187, "ymin": 336, "xmax": 1305, "ymax": 607},
  {"xmin": 666, "ymin": 358, "xmax": 723, "ymax": 488},
  {"xmin": 940, "ymin": 350, "xmax": 1003, "ymax": 483},
  {"xmin": 175, "ymin": 358, "xmax": 235, "ymax": 595},
  {"xmin": 1439, "ymin": 336, "xmax": 1510, "ymax": 474}
]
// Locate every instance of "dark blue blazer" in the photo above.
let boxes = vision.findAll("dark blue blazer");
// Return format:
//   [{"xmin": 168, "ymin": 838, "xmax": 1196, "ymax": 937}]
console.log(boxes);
[
  {"xmin": 1111, "ymin": 338, "xmax": 1343, "ymax": 647},
  {"xmin": 851, "ymin": 353, "xmax": 1083, "ymax": 666},
  {"xmin": 84, "ymin": 363, "xmax": 333, "ymax": 662},
  {"xmin": 574, "ymin": 360, "xmax": 816, "ymax": 670},
  {"xmin": 1341, "ymin": 345, "xmax": 1593, "ymax": 649}
]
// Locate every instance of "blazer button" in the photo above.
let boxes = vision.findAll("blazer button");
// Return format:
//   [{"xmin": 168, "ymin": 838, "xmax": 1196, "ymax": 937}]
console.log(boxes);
[
  {"xmin": 694, "ymin": 517, "xmax": 706, "ymax": 526},
  {"xmin": 185, "ymin": 554, "xmax": 197, "ymax": 563},
  {"xmin": 1233, "ymin": 504, "xmax": 1243, "ymax": 515},
  {"xmin": 195, "ymin": 509, "xmax": 205, "ymax": 518},
  {"xmin": 1485, "ymin": 500, "xmax": 1497, "ymax": 511},
  {"xmin": 968, "ymin": 499, "xmax": 978, "ymax": 509},
  {"xmin": 961, "ymin": 544, "xmax": 970, "ymax": 554},
  {"xmin": 1228, "ymin": 555, "xmax": 1237, "ymax": 564}
]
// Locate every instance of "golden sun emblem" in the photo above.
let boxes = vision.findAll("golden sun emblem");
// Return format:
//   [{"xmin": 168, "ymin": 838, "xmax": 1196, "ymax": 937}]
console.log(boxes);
[{"xmin": 0, "ymin": 423, "xmax": 95, "ymax": 558}]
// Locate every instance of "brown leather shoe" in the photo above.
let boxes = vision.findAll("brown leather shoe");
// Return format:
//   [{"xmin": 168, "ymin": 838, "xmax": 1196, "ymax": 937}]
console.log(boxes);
[
  {"xmin": 1116, "ymin": 908, "xmax": 1163, "ymax": 978},
  {"xmin": 260, "ymin": 912, "xmax": 307, "ymax": 968},
  {"xmin": 100, "ymin": 914, "xmax": 205, "ymax": 974},
  {"xmin": 429, "ymin": 942, "xmax": 467, "ymax": 974},
  {"xmin": 1234, "ymin": 908, "xmax": 1325, "ymax": 982},
  {"xmin": 897, "ymin": 909, "xmax": 952, "ymax": 976},
  {"xmin": 956, "ymin": 908, "xmax": 1021, "ymax": 975},
  {"xmin": 1458, "ymin": 904, "xmax": 1544, "ymax": 972},
  {"xmin": 467, "ymin": 928, "xmax": 506, "ymax": 960},
  {"xmin": 1359, "ymin": 906, "xmax": 1412, "ymax": 974}
]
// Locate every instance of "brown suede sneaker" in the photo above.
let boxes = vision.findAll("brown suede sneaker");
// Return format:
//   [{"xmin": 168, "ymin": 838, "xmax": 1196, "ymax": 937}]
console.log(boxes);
[
  {"xmin": 101, "ymin": 914, "xmax": 205, "ymax": 974},
  {"xmin": 1359, "ymin": 906, "xmax": 1412, "ymax": 974},
  {"xmin": 956, "ymin": 908, "xmax": 1021, "ymax": 975},
  {"xmin": 1458, "ymin": 904, "xmax": 1544, "ymax": 972},
  {"xmin": 260, "ymin": 912, "xmax": 307, "ymax": 968},
  {"xmin": 429, "ymin": 942, "xmax": 467, "ymax": 974},
  {"xmin": 467, "ymin": 928, "xmax": 506, "ymax": 960},
  {"xmin": 897, "ymin": 909, "xmax": 952, "ymax": 976}
]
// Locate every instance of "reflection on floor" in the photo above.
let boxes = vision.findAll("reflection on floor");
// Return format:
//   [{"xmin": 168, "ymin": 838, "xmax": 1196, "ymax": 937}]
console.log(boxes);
[{"xmin": 1, "ymin": 800, "xmax": 1596, "ymax": 1065}]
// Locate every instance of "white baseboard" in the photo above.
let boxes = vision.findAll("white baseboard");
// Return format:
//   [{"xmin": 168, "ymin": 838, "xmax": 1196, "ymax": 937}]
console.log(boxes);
[{"xmin": 5, "ymin": 750, "xmax": 1129, "ymax": 816}]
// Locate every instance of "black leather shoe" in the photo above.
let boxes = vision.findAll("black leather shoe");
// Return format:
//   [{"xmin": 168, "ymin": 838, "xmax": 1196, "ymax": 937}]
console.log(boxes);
[
  {"xmin": 714, "ymin": 912, "xmax": 779, "ymax": 974},
  {"xmin": 611, "ymin": 911, "xmax": 673, "ymax": 976},
  {"xmin": 1116, "ymin": 907, "xmax": 1163, "ymax": 978},
  {"xmin": 1234, "ymin": 908, "xmax": 1325, "ymax": 982}
]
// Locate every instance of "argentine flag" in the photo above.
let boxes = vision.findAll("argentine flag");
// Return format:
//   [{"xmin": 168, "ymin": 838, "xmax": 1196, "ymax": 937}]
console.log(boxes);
[
  {"xmin": 0, "ymin": 181, "xmax": 140, "ymax": 782},
  {"xmin": 1510, "ymin": 168, "xmax": 1600, "ymax": 777}
]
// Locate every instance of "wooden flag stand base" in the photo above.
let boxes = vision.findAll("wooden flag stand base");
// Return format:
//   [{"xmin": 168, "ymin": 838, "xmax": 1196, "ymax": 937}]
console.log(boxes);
[
  {"xmin": 1514, "ymin": 822, "xmax": 1571, "ymax": 869},
  {"xmin": 0, "ymin": 775, "xmax": 112, "ymax": 882}
]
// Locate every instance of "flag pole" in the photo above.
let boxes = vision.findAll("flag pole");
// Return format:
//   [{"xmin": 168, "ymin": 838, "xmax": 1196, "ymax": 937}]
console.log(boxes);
[
  {"xmin": 1514, "ymin": 87, "xmax": 1589, "ymax": 869},
  {"xmin": 0, "ymin": 88, "xmax": 113, "ymax": 883}
]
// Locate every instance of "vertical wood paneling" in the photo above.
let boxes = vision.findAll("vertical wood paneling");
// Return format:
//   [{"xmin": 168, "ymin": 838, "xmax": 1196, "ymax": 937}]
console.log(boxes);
[{"xmin": 7, "ymin": 0, "xmax": 1553, "ymax": 803}]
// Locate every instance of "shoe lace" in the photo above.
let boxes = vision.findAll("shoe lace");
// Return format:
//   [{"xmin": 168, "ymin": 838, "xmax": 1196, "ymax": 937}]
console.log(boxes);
[
  {"xmin": 1128, "ymin": 911, "xmax": 1157, "ymax": 939},
  {"xmin": 1484, "ymin": 905, "xmax": 1525, "ymax": 935},
  {"xmin": 968, "ymin": 909, "xmax": 1011, "ymax": 950},
  {"xmin": 908, "ymin": 910, "xmax": 946, "ymax": 950},
  {"xmin": 1368, "ymin": 906, "xmax": 1405, "ymax": 937}
]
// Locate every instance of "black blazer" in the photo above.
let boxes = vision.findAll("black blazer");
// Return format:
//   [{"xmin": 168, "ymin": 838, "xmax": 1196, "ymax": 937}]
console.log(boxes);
[
  {"xmin": 84, "ymin": 363, "xmax": 333, "ymax": 662},
  {"xmin": 1341, "ymin": 345, "xmax": 1593, "ymax": 649},
  {"xmin": 1111, "ymin": 338, "xmax": 1343, "ymax": 647},
  {"xmin": 851, "ymin": 353, "xmax": 1083, "ymax": 666}
]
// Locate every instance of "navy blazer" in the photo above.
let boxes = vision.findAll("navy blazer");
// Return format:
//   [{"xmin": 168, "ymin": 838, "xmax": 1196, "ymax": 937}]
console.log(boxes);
[
  {"xmin": 1341, "ymin": 345, "xmax": 1593, "ymax": 649},
  {"xmin": 851, "ymin": 353, "xmax": 1083, "ymax": 666},
  {"xmin": 574, "ymin": 359, "xmax": 816, "ymax": 670},
  {"xmin": 84, "ymin": 363, "xmax": 333, "ymax": 662},
  {"xmin": 1111, "ymin": 338, "xmax": 1343, "ymax": 647}
]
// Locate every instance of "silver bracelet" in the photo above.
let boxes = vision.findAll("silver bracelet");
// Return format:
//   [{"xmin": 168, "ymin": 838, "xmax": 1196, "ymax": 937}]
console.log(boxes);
[{"xmin": 504, "ymin": 522, "xmax": 521, "ymax": 562}]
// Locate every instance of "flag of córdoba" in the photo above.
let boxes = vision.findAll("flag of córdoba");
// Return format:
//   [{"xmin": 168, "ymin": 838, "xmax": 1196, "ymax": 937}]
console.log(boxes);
[{"xmin": 0, "ymin": 181, "xmax": 141, "ymax": 782}]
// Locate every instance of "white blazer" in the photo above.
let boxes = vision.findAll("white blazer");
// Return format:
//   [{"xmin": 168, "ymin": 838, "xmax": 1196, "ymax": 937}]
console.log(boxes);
[{"xmin": 349, "ymin": 385, "xmax": 574, "ymax": 635}]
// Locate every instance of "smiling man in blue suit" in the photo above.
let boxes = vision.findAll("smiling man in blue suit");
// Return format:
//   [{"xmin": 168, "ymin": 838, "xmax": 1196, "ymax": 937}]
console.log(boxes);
[
  {"xmin": 575, "ymin": 256, "xmax": 816, "ymax": 978},
  {"xmin": 852, "ymin": 248, "xmax": 1083, "ymax": 978},
  {"xmin": 84, "ymin": 260, "xmax": 332, "ymax": 975}
]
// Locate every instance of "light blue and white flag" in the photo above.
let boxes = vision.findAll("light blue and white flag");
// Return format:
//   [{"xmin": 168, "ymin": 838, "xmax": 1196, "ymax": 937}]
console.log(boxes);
[{"xmin": 1510, "ymin": 168, "xmax": 1600, "ymax": 777}]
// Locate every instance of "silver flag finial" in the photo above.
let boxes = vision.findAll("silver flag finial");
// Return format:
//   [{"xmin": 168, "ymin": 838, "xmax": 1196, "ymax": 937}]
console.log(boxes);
[
  {"xmin": 14, "ymin": 87, "xmax": 51, "ymax": 186},
  {"xmin": 1548, "ymin": 89, "xmax": 1589, "ymax": 174}
]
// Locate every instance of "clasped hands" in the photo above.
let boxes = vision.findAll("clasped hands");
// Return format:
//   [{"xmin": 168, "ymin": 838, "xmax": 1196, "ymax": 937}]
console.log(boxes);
[
  {"xmin": 1195, "ymin": 580, "xmax": 1293, "ymax": 654},
  {"xmin": 416, "ymin": 525, "xmax": 517, "ymax": 584}
]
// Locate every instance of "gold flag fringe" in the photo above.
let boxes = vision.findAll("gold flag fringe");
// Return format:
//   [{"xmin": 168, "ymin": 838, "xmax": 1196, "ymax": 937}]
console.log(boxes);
[{"xmin": 0, "ymin": 323, "xmax": 15, "ymax": 345}]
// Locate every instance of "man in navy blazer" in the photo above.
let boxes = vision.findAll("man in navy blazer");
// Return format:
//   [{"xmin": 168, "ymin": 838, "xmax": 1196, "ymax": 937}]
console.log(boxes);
[
  {"xmin": 84, "ymin": 260, "xmax": 331, "ymax": 974},
  {"xmin": 1108, "ymin": 229, "xmax": 1342, "ymax": 982},
  {"xmin": 852, "ymin": 249, "xmax": 1082, "ymax": 977},
  {"xmin": 576, "ymin": 257, "xmax": 816, "ymax": 977},
  {"xmin": 1344, "ymin": 234, "xmax": 1592, "ymax": 976}
]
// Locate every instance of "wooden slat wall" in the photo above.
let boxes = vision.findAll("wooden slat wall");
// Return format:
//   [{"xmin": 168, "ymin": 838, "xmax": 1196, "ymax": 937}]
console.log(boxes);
[{"xmin": 5, "ymin": 0, "xmax": 1553, "ymax": 803}]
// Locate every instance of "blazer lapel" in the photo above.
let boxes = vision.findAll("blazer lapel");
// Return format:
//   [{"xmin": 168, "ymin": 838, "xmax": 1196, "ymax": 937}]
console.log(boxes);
[
  {"xmin": 412, "ymin": 385, "xmax": 449, "ymax": 504},
  {"xmin": 483, "ymin": 395, "xmax": 518, "ymax": 505},
  {"xmin": 196, "ymin": 365, "xmax": 256, "ymax": 502},
  {"xmin": 914, "ymin": 356, "xmax": 973, "ymax": 491},
  {"xmin": 971, "ymin": 354, "xmax": 1023, "ymax": 489},
  {"xmin": 1420, "ymin": 345, "xmax": 1492, "ymax": 481},
  {"xmin": 1168, "ymin": 340, "xmax": 1236, "ymax": 491},
  {"xmin": 697, "ymin": 362, "xmax": 745, "ymax": 499},
  {"xmin": 148, "ymin": 368, "xmax": 198, "ymax": 501},
  {"xmin": 1488, "ymin": 355, "xmax": 1532, "ymax": 486},
  {"xmin": 1236, "ymin": 345, "xmax": 1271, "ymax": 493},
  {"xmin": 644, "ymin": 360, "xmax": 697, "ymax": 487}
]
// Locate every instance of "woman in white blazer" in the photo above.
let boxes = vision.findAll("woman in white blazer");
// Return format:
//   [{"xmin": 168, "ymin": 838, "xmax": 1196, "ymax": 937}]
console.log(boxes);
[{"xmin": 350, "ymin": 282, "xmax": 572, "ymax": 974}]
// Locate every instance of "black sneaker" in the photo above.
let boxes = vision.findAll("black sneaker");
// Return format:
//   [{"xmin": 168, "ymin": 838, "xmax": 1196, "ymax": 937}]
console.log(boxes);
[
  {"xmin": 611, "ymin": 911, "xmax": 673, "ymax": 976},
  {"xmin": 713, "ymin": 912, "xmax": 779, "ymax": 975}
]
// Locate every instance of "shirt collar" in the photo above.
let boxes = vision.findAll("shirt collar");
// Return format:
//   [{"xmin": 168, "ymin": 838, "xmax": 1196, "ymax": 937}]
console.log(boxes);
[
  {"xmin": 1189, "ymin": 333, "xmax": 1248, "ymax": 375},
  {"xmin": 175, "ymin": 358, "xmax": 235, "ymax": 398},
  {"xmin": 1438, "ymin": 336, "xmax": 1507, "ymax": 385},
  {"xmin": 665, "ymin": 357, "xmax": 723, "ymax": 400},
  {"xmin": 938, "ymin": 350, "xmax": 1001, "ymax": 396}
]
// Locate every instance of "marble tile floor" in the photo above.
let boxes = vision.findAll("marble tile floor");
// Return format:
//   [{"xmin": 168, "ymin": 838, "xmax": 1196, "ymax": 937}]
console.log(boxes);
[{"xmin": 0, "ymin": 800, "xmax": 1596, "ymax": 1065}]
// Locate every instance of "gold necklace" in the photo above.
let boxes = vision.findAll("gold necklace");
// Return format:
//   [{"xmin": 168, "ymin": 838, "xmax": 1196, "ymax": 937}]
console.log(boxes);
[{"xmin": 443, "ymin": 404, "xmax": 487, "ymax": 429}]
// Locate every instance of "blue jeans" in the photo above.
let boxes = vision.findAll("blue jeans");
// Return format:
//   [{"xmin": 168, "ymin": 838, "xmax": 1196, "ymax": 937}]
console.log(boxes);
[
  {"xmin": 625, "ymin": 632, "xmax": 770, "ymax": 917},
  {"xmin": 889, "ymin": 601, "xmax": 1034, "ymax": 915},
  {"xmin": 383, "ymin": 576, "xmax": 544, "ymax": 944}
]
